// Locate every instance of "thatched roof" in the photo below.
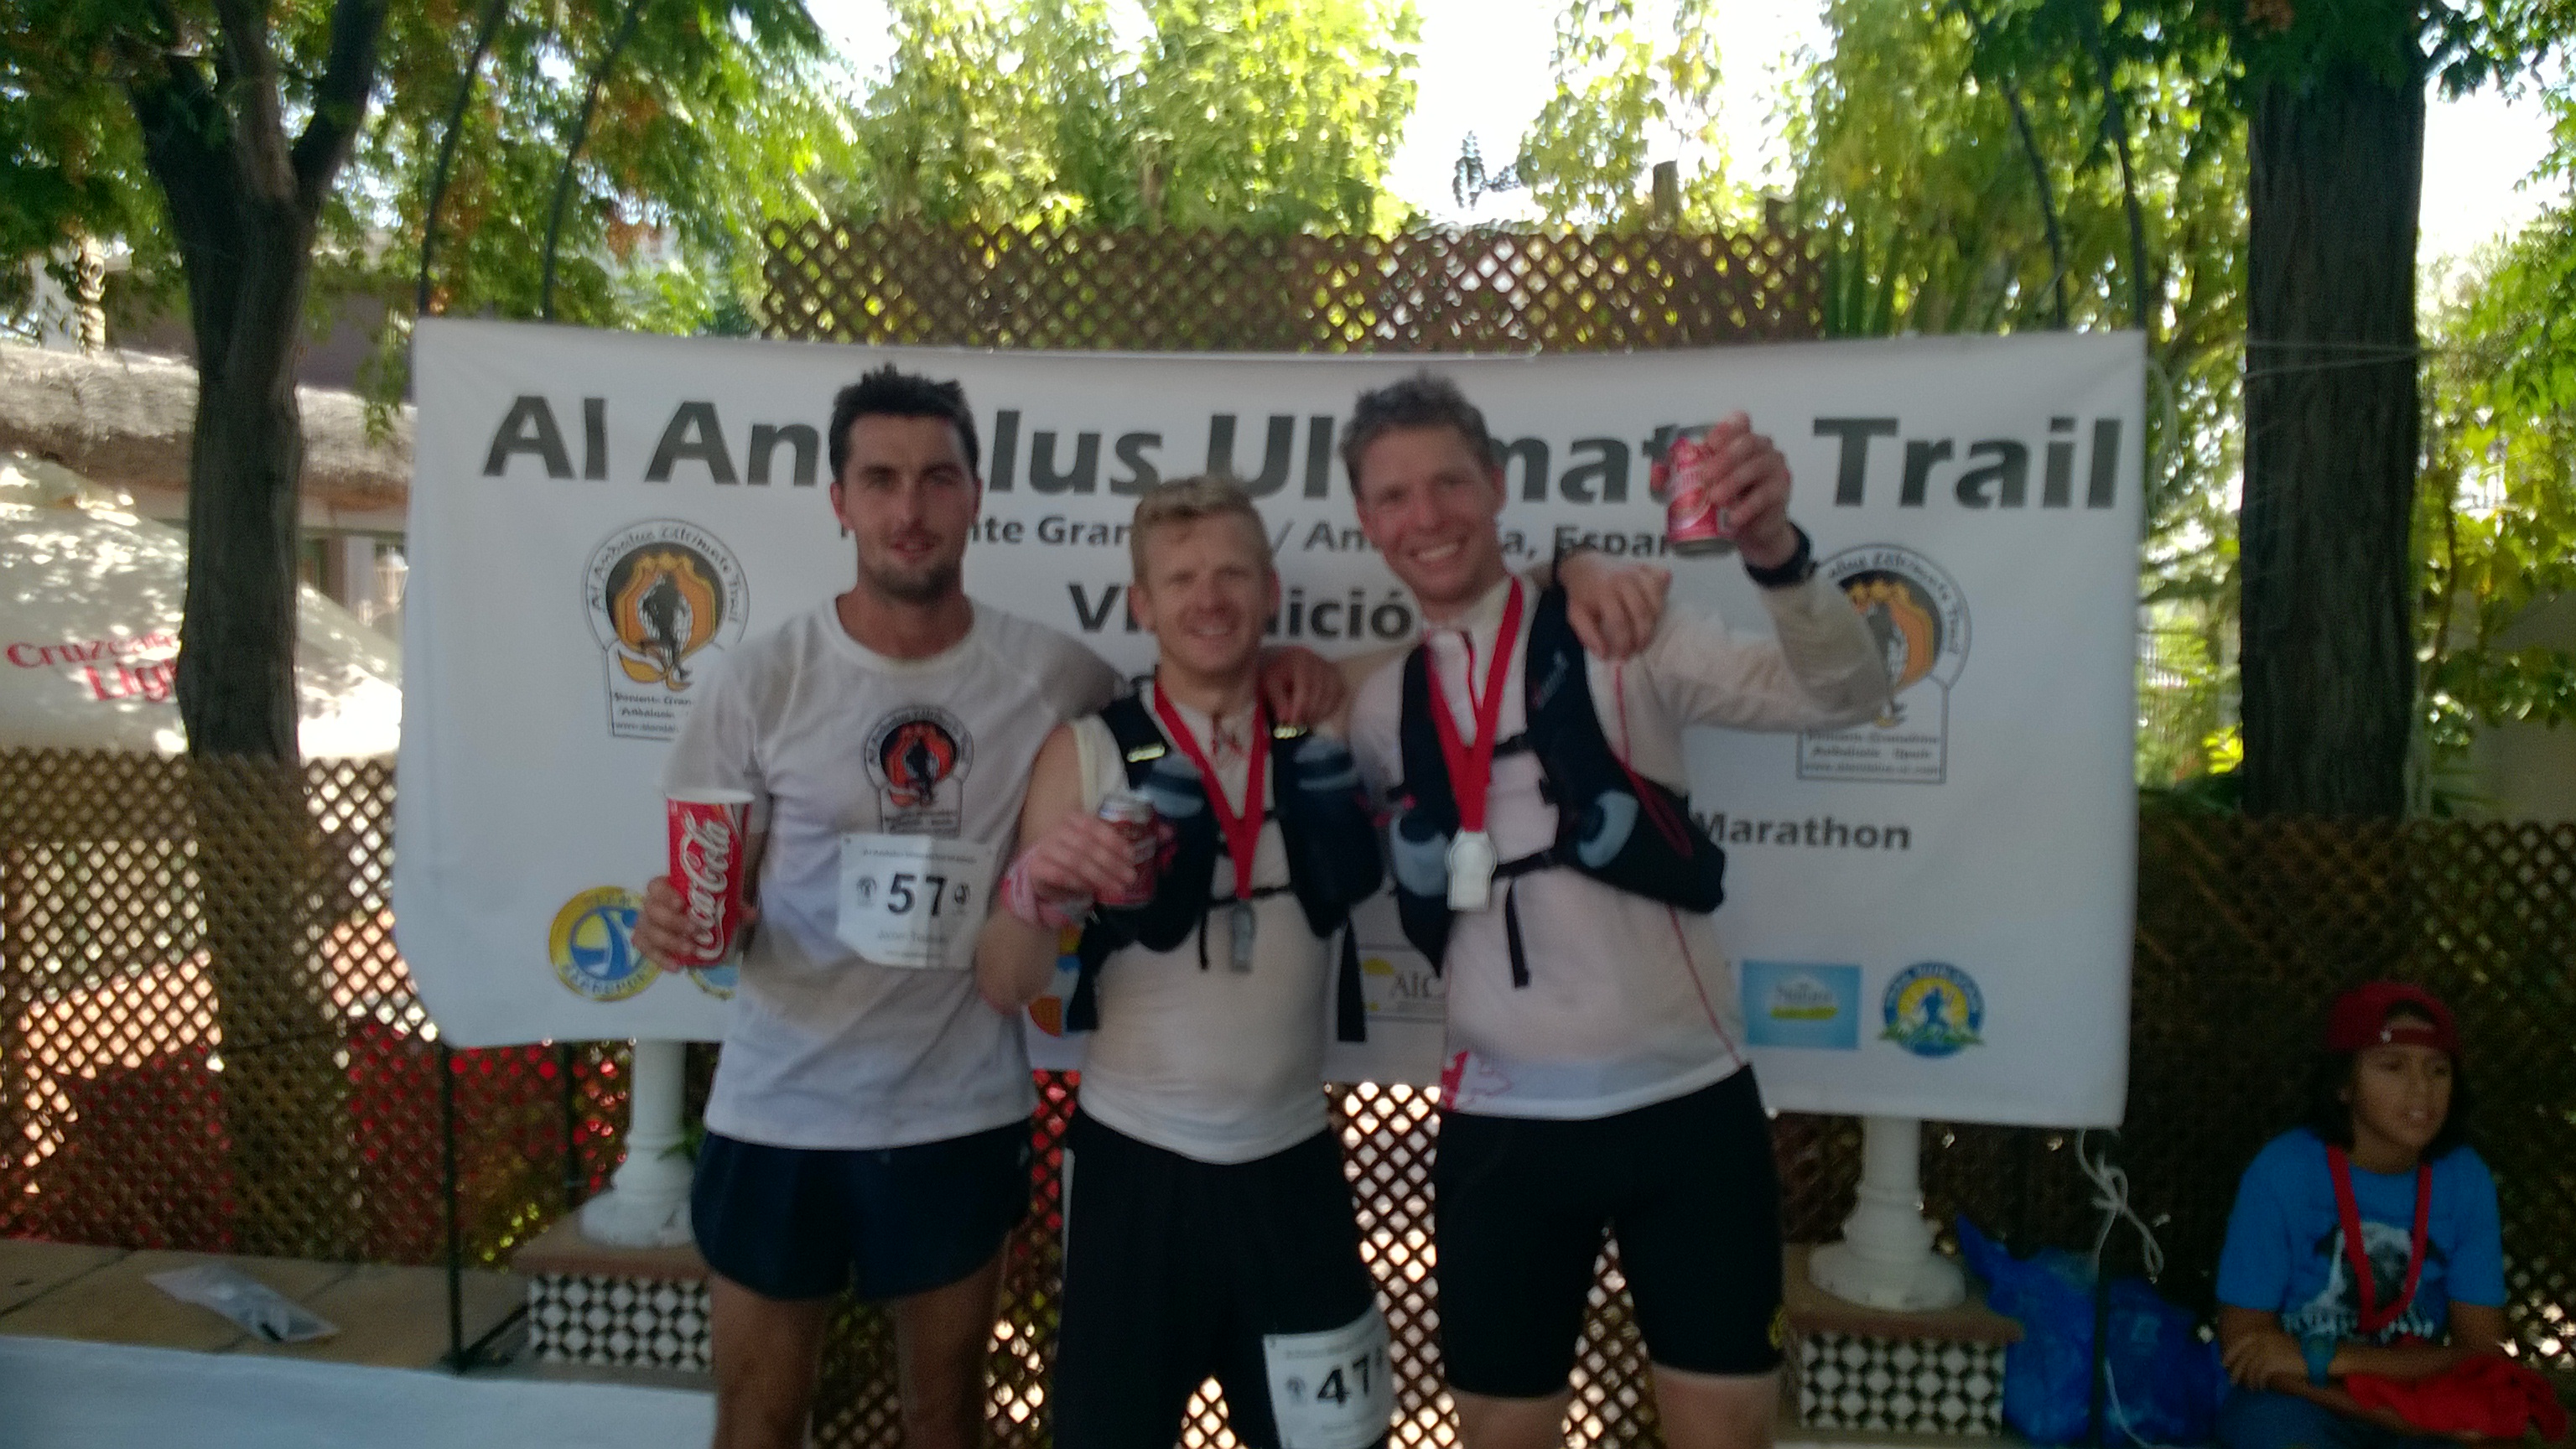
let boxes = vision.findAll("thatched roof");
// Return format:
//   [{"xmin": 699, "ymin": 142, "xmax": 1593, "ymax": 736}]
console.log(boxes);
[{"xmin": 0, "ymin": 340, "xmax": 411, "ymax": 515}]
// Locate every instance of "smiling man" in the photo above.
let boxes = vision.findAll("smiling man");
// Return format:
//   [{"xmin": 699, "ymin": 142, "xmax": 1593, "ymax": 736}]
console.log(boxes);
[
  {"xmin": 631, "ymin": 372, "xmax": 1344, "ymax": 1449},
  {"xmin": 978, "ymin": 475, "xmax": 1394, "ymax": 1449},
  {"xmin": 979, "ymin": 475, "xmax": 1668, "ymax": 1449},
  {"xmin": 1341, "ymin": 372, "xmax": 1893, "ymax": 1449}
]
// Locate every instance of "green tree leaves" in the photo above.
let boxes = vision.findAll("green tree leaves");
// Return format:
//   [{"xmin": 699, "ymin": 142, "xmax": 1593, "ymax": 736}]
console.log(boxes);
[
  {"xmin": 850, "ymin": 0, "xmax": 1421, "ymax": 234},
  {"xmin": 2418, "ymin": 221, "xmax": 2576, "ymax": 791}
]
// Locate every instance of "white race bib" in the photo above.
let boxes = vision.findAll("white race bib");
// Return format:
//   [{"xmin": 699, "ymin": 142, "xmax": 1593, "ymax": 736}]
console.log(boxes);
[
  {"xmin": 1263, "ymin": 1307, "xmax": 1394, "ymax": 1449},
  {"xmin": 834, "ymin": 833, "xmax": 998, "ymax": 969}
]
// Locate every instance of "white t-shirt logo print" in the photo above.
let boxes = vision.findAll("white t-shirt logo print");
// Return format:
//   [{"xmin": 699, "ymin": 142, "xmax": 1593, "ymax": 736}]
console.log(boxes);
[{"xmin": 866, "ymin": 705, "xmax": 974, "ymax": 835}]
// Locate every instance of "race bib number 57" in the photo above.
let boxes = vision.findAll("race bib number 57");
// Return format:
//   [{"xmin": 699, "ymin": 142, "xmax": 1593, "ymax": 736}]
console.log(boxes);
[{"xmin": 834, "ymin": 833, "xmax": 997, "ymax": 969}]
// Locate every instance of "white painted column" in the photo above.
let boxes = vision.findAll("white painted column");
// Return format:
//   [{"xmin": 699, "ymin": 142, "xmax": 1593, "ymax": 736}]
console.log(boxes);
[
  {"xmin": 331, "ymin": 536, "xmax": 377, "ymax": 615},
  {"xmin": 578, "ymin": 1039, "xmax": 694, "ymax": 1249},
  {"xmin": 1807, "ymin": 1115, "xmax": 1967, "ymax": 1311}
]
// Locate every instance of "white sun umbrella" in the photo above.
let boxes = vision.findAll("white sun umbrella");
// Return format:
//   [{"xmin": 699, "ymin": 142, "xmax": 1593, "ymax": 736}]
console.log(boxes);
[{"xmin": 0, "ymin": 452, "xmax": 401, "ymax": 756}]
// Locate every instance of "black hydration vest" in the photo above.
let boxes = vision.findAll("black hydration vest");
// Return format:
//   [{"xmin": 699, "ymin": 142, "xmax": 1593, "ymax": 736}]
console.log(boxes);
[
  {"xmin": 1389, "ymin": 584, "xmax": 1725, "ymax": 984},
  {"xmin": 1069, "ymin": 695, "xmax": 1385, "ymax": 1041}
]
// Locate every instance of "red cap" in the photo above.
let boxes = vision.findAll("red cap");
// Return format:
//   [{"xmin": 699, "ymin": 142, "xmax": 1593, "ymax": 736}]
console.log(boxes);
[{"xmin": 2324, "ymin": 982, "xmax": 2459, "ymax": 1056}]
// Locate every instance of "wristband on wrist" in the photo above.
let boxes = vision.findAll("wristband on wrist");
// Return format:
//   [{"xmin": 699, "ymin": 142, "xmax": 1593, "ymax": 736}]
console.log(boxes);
[
  {"xmin": 2302, "ymin": 1333, "xmax": 2339, "ymax": 1384},
  {"xmin": 1000, "ymin": 851, "xmax": 1090, "ymax": 932},
  {"xmin": 1742, "ymin": 522, "xmax": 1815, "ymax": 588}
]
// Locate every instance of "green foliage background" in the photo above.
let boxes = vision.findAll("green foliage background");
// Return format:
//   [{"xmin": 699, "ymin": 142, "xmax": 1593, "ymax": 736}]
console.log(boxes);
[{"xmin": 5, "ymin": 0, "xmax": 2573, "ymax": 805}]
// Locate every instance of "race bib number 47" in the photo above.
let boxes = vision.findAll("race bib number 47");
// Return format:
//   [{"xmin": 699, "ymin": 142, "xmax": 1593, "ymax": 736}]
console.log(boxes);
[
  {"xmin": 834, "ymin": 833, "xmax": 997, "ymax": 970},
  {"xmin": 1263, "ymin": 1309, "xmax": 1394, "ymax": 1449}
]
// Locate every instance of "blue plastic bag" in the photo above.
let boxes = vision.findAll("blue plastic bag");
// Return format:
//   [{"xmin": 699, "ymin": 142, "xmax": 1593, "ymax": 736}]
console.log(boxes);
[{"xmin": 1956, "ymin": 1217, "xmax": 2227, "ymax": 1446}]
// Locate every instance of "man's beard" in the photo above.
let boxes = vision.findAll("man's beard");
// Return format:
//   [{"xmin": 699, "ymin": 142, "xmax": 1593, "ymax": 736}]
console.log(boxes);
[{"xmin": 860, "ymin": 553, "xmax": 962, "ymax": 605}]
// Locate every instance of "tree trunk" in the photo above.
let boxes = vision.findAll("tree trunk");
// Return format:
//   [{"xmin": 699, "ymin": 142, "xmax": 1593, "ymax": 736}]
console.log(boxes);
[
  {"xmin": 125, "ymin": 4, "xmax": 387, "ymax": 1254},
  {"xmin": 173, "ymin": 207, "xmax": 312, "ymax": 762},
  {"xmin": 2239, "ymin": 49, "xmax": 2425, "ymax": 818},
  {"xmin": 173, "ymin": 209, "xmax": 354, "ymax": 1254}
]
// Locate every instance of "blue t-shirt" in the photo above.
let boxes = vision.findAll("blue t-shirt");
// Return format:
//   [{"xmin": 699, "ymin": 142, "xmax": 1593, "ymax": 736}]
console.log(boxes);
[{"xmin": 2215, "ymin": 1129, "xmax": 2506, "ymax": 1344}]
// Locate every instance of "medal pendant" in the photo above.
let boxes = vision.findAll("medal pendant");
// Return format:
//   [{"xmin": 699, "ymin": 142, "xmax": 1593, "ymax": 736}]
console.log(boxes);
[
  {"xmin": 1229, "ymin": 901, "xmax": 1257, "ymax": 972},
  {"xmin": 1446, "ymin": 831, "xmax": 1498, "ymax": 911}
]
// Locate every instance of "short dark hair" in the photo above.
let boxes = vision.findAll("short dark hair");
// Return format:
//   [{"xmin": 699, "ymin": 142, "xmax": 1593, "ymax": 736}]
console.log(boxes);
[
  {"xmin": 2298, "ymin": 1003, "xmax": 2474, "ymax": 1161},
  {"xmin": 1341, "ymin": 370, "xmax": 1501, "ymax": 497},
  {"xmin": 828, "ymin": 364, "xmax": 980, "ymax": 483}
]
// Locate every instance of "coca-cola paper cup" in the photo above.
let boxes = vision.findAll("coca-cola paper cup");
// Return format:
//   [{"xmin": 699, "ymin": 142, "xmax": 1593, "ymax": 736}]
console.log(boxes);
[{"xmin": 666, "ymin": 788, "xmax": 754, "ymax": 968}]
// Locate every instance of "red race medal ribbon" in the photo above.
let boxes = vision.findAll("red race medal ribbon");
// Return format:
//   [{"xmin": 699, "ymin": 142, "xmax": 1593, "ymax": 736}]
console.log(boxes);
[
  {"xmin": 1425, "ymin": 579, "xmax": 1525, "ymax": 911},
  {"xmin": 1151, "ymin": 682, "xmax": 1268, "ymax": 970},
  {"xmin": 2328, "ymin": 1144, "xmax": 2433, "ymax": 1337}
]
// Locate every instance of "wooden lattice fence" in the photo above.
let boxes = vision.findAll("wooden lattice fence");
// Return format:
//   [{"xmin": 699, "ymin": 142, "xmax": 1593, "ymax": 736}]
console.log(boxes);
[{"xmin": 7, "ymin": 224, "xmax": 2573, "ymax": 1447}]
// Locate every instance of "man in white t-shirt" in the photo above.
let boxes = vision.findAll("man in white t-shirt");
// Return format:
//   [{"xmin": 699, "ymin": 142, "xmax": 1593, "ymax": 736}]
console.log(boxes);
[
  {"xmin": 1341, "ymin": 373, "xmax": 1892, "ymax": 1449},
  {"xmin": 630, "ymin": 368, "xmax": 1344, "ymax": 1449}
]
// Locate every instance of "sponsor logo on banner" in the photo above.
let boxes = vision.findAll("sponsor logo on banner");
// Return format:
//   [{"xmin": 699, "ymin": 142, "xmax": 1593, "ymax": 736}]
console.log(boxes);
[
  {"xmin": 865, "ymin": 706, "xmax": 974, "ymax": 834},
  {"xmin": 548, "ymin": 887, "xmax": 657, "ymax": 1001},
  {"xmin": 1360, "ymin": 950, "xmax": 1445, "ymax": 1025},
  {"xmin": 689, "ymin": 963, "xmax": 738, "ymax": 1000},
  {"xmin": 583, "ymin": 519, "xmax": 747, "ymax": 740},
  {"xmin": 1800, "ymin": 545, "xmax": 1970, "ymax": 785},
  {"xmin": 1881, "ymin": 962, "xmax": 1984, "ymax": 1057},
  {"xmin": 1740, "ymin": 961, "xmax": 1862, "ymax": 1049}
]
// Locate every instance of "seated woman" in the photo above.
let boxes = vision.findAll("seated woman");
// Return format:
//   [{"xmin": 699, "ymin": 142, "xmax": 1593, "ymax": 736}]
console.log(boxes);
[{"xmin": 2214, "ymin": 982, "xmax": 2509, "ymax": 1449}]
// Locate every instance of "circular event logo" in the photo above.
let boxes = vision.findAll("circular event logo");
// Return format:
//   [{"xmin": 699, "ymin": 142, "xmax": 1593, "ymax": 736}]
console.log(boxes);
[
  {"xmin": 584, "ymin": 519, "xmax": 749, "ymax": 740},
  {"xmin": 689, "ymin": 963, "xmax": 738, "ymax": 1000},
  {"xmin": 1881, "ymin": 962, "xmax": 1984, "ymax": 1058},
  {"xmin": 548, "ymin": 886, "xmax": 658, "ymax": 1001},
  {"xmin": 1822, "ymin": 544, "xmax": 1971, "ymax": 699},
  {"xmin": 865, "ymin": 705, "xmax": 973, "ymax": 807}
]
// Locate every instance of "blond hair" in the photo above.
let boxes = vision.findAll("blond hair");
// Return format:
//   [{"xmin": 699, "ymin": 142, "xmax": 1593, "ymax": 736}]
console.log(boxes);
[{"xmin": 1128, "ymin": 475, "xmax": 1273, "ymax": 583}]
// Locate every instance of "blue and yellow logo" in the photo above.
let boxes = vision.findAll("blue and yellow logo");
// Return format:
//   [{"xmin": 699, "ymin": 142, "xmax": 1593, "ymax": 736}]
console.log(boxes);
[
  {"xmin": 689, "ymin": 963, "xmax": 738, "ymax": 1000},
  {"xmin": 1742, "ymin": 961, "xmax": 1862, "ymax": 1050},
  {"xmin": 548, "ymin": 887, "xmax": 657, "ymax": 1001},
  {"xmin": 1881, "ymin": 962, "xmax": 1983, "ymax": 1057}
]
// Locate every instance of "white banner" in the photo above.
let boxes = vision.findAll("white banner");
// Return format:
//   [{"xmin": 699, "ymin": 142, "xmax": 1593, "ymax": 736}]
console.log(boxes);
[{"xmin": 397, "ymin": 318, "xmax": 2138, "ymax": 1128}]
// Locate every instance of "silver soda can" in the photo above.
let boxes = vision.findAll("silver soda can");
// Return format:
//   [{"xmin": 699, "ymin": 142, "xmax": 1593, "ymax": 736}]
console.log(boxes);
[
  {"xmin": 1095, "ymin": 790, "xmax": 1161, "ymax": 907},
  {"xmin": 1651, "ymin": 424, "xmax": 1737, "ymax": 556}
]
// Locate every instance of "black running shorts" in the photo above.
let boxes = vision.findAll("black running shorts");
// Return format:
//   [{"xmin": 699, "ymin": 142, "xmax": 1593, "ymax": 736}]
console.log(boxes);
[
  {"xmin": 689, "ymin": 1123, "xmax": 1029, "ymax": 1302},
  {"xmin": 1053, "ymin": 1112, "xmax": 1389, "ymax": 1449},
  {"xmin": 1432, "ymin": 1067, "xmax": 1787, "ymax": 1399}
]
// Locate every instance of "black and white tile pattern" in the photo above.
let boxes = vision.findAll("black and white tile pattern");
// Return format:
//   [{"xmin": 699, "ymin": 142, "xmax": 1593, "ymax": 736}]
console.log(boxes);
[
  {"xmin": 527, "ymin": 1273, "xmax": 712, "ymax": 1373},
  {"xmin": 1794, "ymin": 1330, "xmax": 2005, "ymax": 1436}
]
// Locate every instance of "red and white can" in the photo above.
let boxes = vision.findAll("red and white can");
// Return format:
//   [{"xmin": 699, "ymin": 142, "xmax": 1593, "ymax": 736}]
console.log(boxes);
[
  {"xmin": 1650, "ymin": 424, "xmax": 1737, "ymax": 556},
  {"xmin": 666, "ymin": 788, "xmax": 754, "ymax": 967},
  {"xmin": 1094, "ymin": 790, "xmax": 1161, "ymax": 908}
]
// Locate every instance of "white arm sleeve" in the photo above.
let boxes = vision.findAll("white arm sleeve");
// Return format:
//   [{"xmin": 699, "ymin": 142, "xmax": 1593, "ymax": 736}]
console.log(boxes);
[{"xmin": 1641, "ymin": 570, "xmax": 1893, "ymax": 733}]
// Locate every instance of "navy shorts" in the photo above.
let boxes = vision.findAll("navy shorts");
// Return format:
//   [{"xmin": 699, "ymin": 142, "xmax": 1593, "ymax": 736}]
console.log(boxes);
[
  {"xmin": 691, "ymin": 1122, "xmax": 1031, "ymax": 1302},
  {"xmin": 1434, "ymin": 1067, "xmax": 1786, "ymax": 1397},
  {"xmin": 1053, "ymin": 1113, "xmax": 1385, "ymax": 1449}
]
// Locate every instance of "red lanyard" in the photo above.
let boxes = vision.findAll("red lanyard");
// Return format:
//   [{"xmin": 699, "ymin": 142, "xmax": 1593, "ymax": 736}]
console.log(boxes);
[
  {"xmin": 1426, "ymin": 580, "xmax": 1525, "ymax": 834},
  {"xmin": 2328, "ymin": 1145, "xmax": 2432, "ymax": 1336},
  {"xmin": 1150, "ymin": 683, "xmax": 1268, "ymax": 903}
]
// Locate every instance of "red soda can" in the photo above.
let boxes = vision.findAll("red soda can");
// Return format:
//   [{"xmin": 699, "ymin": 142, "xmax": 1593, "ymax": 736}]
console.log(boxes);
[
  {"xmin": 1650, "ymin": 424, "xmax": 1737, "ymax": 556},
  {"xmin": 666, "ymin": 788, "xmax": 754, "ymax": 967},
  {"xmin": 1094, "ymin": 790, "xmax": 1161, "ymax": 908}
]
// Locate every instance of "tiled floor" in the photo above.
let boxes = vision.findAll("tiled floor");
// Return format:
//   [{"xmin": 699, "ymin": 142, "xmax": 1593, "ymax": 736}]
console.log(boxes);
[{"xmin": 0, "ymin": 1236, "xmax": 523, "ymax": 1368}]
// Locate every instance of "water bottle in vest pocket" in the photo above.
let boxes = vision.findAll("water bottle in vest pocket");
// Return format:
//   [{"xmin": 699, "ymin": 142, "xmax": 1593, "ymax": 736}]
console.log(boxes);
[
  {"xmin": 1386, "ymin": 804, "xmax": 1455, "ymax": 969},
  {"xmin": 1275, "ymin": 734, "xmax": 1384, "ymax": 933}
]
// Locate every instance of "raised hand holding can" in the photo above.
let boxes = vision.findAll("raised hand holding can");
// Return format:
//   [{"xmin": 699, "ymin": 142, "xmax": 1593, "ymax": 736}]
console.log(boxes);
[
  {"xmin": 666, "ymin": 788, "xmax": 754, "ymax": 967},
  {"xmin": 1649, "ymin": 420, "xmax": 1743, "ymax": 556}
]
